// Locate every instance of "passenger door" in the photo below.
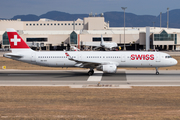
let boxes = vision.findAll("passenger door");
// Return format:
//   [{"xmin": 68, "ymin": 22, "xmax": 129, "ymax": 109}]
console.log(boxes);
[
  {"xmin": 78, "ymin": 54, "xmax": 82, "ymax": 60},
  {"xmin": 31, "ymin": 53, "xmax": 36, "ymax": 62},
  {"xmin": 156, "ymin": 54, "xmax": 161, "ymax": 62},
  {"xmin": 121, "ymin": 54, "xmax": 126, "ymax": 62}
]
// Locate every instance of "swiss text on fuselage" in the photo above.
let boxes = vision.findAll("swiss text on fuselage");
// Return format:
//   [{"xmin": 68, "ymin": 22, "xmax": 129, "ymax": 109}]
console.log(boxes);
[{"xmin": 131, "ymin": 54, "xmax": 154, "ymax": 60}]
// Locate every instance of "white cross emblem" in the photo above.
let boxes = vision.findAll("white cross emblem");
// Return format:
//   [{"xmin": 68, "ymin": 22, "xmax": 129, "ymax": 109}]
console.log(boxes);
[{"xmin": 11, "ymin": 35, "xmax": 21, "ymax": 46}]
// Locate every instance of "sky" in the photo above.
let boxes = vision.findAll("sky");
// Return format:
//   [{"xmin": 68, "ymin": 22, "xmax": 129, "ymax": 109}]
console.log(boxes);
[{"xmin": 0, "ymin": 0, "xmax": 180, "ymax": 18}]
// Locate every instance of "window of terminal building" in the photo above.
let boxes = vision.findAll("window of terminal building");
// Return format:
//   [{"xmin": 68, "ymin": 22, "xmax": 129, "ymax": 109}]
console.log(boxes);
[
  {"xmin": 44, "ymin": 24, "xmax": 46, "ymax": 25},
  {"xmin": 37, "ymin": 24, "xmax": 39, "ymax": 26},
  {"xmin": 65, "ymin": 23, "xmax": 67, "ymax": 25},
  {"xmin": 33, "ymin": 24, "xmax": 35, "ymax": 26},
  {"xmin": 175, "ymin": 34, "xmax": 177, "ymax": 44},
  {"xmin": 26, "ymin": 24, "xmax": 28, "ymax": 26},
  {"xmin": 58, "ymin": 23, "xmax": 60, "ymax": 25},
  {"xmin": 51, "ymin": 23, "xmax": 53, "ymax": 25},
  {"xmin": 47, "ymin": 23, "xmax": 49, "ymax": 26},
  {"xmin": 2, "ymin": 32, "xmax": 9, "ymax": 45},
  {"xmin": 61, "ymin": 23, "xmax": 63, "ymax": 25},
  {"xmin": 40, "ymin": 24, "xmax": 42, "ymax": 26},
  {"xmin": 154, "ymin": 30, "xmax": 175, "ymax": 41},
  {"xmin": 79, "ymin": 23, "xmax": 81, "ymax": 25},
  {"xmin": 30, "ymin": 24, "xmax": 32, "ymax": 26},
  {"xmin": 93, "ymin": 37, "xmax": 112, "ymax": 41},
  {"xmin": 54, "ymin": 23, "xmax": 56, "ymax": 25},
  {"xmin": 70, "ymin": 31, "xmax": 77, "ymax": 44},
  {"xmin": 27, "ymin": 38, "xmax": 48, "ymax": 42}
]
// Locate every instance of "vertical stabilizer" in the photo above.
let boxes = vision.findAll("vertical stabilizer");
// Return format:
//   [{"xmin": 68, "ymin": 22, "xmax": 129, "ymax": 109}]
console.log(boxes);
[
  {"xmin": 100, "ymin": 35, "xmax": 105, "ymax": 47},
  {"xmin": 6, "ymin": 28, "xmax": 32, "ymax": 52}
]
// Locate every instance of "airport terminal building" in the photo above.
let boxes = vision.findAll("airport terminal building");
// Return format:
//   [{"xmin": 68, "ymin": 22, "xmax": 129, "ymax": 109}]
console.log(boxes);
[{"xmin": 0, "ymin": 16, "xmax": 180, "ymax": 50}]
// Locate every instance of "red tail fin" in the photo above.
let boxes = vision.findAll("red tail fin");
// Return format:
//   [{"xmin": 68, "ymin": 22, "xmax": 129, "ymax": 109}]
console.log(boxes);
[{"xmin": 6, "ymin": 28, "xmax": 30, "ymax": 49}]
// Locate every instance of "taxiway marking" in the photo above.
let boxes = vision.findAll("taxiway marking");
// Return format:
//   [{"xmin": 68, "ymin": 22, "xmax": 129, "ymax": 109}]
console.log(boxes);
[{"xmin": 87, "ymin": 71, "xmax": 103, "ymax": 81}]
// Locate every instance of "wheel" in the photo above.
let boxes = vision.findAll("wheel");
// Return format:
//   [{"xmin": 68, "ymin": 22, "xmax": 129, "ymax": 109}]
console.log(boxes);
[
  {"xmin": 88, "ymin": 71, "xmax": 93, "ymax": 76},
  {"xmin": 156, "ymin": 72, "xmax": 159, "ymax": 75},
  {"xmin": 88, "ymin": 70, "xmax": 94, "ymax": 76},
  {"xmin": 92, "ymin": 70, "xmax": 94, "ymax": 74}
]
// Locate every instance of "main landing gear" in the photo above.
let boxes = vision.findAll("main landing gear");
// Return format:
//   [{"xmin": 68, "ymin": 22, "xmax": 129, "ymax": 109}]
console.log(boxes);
[
  {"xmin": 156, "ymin": 67, "xmax": 159, "ymax": 75},
  {"xmin": 88, "ymin": 69, "xmax": 94, "ymax": 76}
]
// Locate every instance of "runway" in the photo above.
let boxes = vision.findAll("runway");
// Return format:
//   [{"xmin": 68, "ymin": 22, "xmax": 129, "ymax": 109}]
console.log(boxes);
[{"xmin": 0, "ymin": 70, "xmax": 180, "ymax": 86}]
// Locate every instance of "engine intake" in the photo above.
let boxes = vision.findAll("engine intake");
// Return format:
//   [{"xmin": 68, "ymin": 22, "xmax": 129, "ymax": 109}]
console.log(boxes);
[{"xmin": 96, "ymin": 64, "xmax": 117, "ymax": 73}]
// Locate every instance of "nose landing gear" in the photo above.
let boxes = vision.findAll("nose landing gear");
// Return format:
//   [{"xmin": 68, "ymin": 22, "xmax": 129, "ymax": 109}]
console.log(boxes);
[{"xmin": 156, "ymin": 67, "xmax": 159, "ymax": 75}]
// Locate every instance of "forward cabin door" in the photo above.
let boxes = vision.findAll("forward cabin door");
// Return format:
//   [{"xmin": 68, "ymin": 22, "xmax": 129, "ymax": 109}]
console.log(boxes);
[{"xmin": 156, "ymin": 54, "xmax": 161, "ymax": 62}]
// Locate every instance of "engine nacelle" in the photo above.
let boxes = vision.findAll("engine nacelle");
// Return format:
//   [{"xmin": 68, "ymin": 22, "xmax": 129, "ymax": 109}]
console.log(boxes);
[{"xmin": 96, "ymin": 64, "xmax": 117, "ymax": 73}]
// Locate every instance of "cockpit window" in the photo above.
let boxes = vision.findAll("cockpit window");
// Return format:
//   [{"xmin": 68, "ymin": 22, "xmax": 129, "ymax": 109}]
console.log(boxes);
[{"xmin": 165, "ymin": 56, "xmax": 172, "ymax": 58}]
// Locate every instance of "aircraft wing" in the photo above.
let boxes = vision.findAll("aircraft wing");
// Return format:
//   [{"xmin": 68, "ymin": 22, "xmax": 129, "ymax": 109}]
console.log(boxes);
[{"xmin": 64, "ymin": 50, "xmax": 118, "ymax": 68}]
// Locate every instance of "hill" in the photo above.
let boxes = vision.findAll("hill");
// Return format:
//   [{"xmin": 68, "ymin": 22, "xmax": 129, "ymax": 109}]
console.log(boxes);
[{"xmin": 10, "ymin": 9, "xmax": 180, "ymax": 28}]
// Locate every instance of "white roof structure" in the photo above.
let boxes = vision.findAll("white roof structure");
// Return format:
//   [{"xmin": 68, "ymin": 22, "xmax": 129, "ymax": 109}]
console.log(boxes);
[
  {"xmin": 39, "ymin": 18, "xmax": 54, "ymax": 22},
  {"xmin": 23, "ymin": 30, "xmax": 81, "ymax": 35},
  {"xmin": 138, "ymin": 27, "xmax": 180, "ymax": 33}
]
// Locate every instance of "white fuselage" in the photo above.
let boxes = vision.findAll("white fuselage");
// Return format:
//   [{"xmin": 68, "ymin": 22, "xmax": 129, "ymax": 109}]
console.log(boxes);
[
  {"xmin": 6, "ymin": 50, "xmax": 177, "ymax": 68},
  {"xmin": 102, "ymin": 42, "xmax": 118, "ymax": 49}
]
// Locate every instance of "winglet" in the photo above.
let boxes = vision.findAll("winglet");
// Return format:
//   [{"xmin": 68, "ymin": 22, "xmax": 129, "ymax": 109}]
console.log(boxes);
[{"xmin": 64, "ymin": 50, "xmax": 73, "ymax": 60}]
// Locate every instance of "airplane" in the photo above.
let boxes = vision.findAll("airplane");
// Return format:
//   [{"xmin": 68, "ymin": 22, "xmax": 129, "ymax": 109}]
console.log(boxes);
[
  {"xmin": 83, "ymin": 35, "xmax": 118, "ymax": 50},
  {"xmin": 3, "ymin": 28, "xmax": 178, "ymax": 76},
  {"xmin": 70, "ymin": 46, "xmax": 80, "ymax": 51}
]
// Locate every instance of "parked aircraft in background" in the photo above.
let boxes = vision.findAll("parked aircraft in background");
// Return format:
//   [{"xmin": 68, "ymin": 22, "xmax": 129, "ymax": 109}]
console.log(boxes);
[
  {"xmin": 83, "ymin": 35, "xmax": 118, "ymax": 50},
  {"xmin": 70, "ymin": 46, "xmax": 80, "ymax": 51},
  {"xmin": 4, "ymin": 28, "xmax": 177, "ymax": 76}
]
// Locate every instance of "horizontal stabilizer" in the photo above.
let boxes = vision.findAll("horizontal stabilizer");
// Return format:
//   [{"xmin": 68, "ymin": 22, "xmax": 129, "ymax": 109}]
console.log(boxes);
[{"xmin": 3, "ymin": 53, "xmax": 23, "ymax": 58}]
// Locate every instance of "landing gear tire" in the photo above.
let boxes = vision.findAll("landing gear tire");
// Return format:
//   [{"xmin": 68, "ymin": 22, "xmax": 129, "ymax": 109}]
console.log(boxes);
[
  {"xmin": 88, "ymin": 70, "xmax": 94, "ymax": 76},
  {"xmin": 155, "ymin": 67, "xmax": 159, "ymax": 75},
  {"xmin": 156, "ymin": 72, "xmax": 159, "ymax": 75}
]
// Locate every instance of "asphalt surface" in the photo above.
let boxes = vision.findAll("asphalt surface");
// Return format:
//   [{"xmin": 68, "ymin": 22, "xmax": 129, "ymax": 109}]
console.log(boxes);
[{"xmin": 0, "ymin": 70, "xmax": 180, "ymax": 86}]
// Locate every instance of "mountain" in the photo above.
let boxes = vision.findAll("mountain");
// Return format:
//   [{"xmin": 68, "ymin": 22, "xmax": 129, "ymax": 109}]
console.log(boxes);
[
  {"xmin": 10, "ymin": 10, "xmax": 180, "ymax": 28},
  {"xmin": 104, "ymin": 11, "xmax": 156, "ymax": 27},
  {"xmin": 12, "ymin": 14, "xmax": 40, "ymax": 21},
  {"xmin": 39, "ymin": 11, "xmax": 88, "ymax": 21},
  {"xmin": 12, "ymin": 11, "xmax": 88, "ymax": 21}
]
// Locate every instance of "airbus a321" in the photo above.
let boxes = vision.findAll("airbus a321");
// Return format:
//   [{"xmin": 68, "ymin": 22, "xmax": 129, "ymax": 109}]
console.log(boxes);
[{"xmin": 3, "ymin": 28, "xmax": 177, "ymax": 76}]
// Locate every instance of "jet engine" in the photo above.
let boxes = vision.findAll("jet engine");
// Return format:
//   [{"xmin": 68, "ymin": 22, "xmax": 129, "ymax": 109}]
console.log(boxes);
[{"xmin": 96, "ymin": 64, "xmax": 117, "ymax": 73}]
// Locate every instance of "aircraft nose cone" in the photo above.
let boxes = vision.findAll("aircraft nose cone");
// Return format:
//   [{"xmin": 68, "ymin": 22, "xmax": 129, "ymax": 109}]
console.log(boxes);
[
  {"xmin": 174, "ymin": 59, "xmax": 178, "ymax": 65},
  {"xmin": 172, "ymin": 58, "xmax": 178, "ymax": 66}
]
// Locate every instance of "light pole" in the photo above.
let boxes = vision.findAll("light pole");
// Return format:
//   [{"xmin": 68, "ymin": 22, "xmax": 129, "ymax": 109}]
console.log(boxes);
[
  {"xmin": 160, "ymin": 12, "xmax": 162, "ymax": 29},
  {"xmin": 167, "ymin": 8, "xmax": 169, "ymax": 29},
  {"xmin": 121, "ymin": 7, "xmax": 127, "ymax": 50}
]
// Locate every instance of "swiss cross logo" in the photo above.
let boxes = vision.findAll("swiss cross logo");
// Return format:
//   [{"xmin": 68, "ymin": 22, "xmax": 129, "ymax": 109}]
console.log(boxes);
[{"xmin": 11, "ymin": 35, "xmax": 21, "ymax": 46}]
